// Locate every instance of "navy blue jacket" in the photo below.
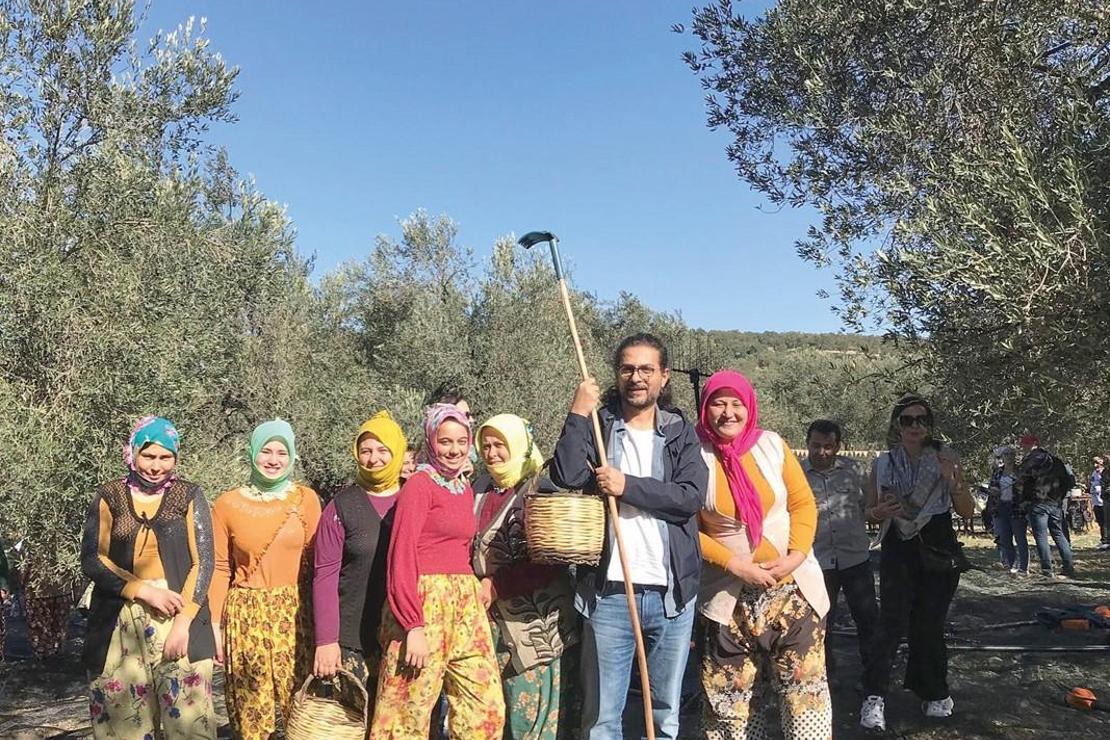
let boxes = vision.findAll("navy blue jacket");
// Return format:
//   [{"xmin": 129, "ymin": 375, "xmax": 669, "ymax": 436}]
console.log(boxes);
[{"xmin": 550, "ymin": 404, "xmax": 707, "ymax": 618}]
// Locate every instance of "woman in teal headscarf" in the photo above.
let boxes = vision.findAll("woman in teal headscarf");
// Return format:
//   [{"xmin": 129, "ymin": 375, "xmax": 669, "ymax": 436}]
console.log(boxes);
[
  {"xmin": 209, "ymin": 419, "xmax": 322, "ymax": 740},
  {"xmin": 81, "ymin": 415, "xmax": 217, "ymax": 738}
]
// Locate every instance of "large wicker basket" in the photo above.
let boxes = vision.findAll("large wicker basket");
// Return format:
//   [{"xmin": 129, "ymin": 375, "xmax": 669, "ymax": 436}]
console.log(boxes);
[
  {"xmin": 524, "ymin": 488, "xmax": 606, "ymax": 565},
  {"xmin": 285, "ymin": 668, "xmax": 367, "ymax": 740}
]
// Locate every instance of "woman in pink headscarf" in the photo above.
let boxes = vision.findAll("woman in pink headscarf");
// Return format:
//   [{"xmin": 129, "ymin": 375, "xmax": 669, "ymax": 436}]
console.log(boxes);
[
  {"xmin": 370, "ymin": 404, "xmax": 505, "ymax": 738},
  {"xmin": 695, "ymin": 370, "xmax": 832, "ymax": 739}
]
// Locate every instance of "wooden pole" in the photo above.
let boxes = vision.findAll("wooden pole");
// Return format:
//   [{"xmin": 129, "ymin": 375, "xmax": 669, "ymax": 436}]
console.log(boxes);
[{"xmin": 556, "ymin": 278, "xmax": 656, "ymax": 740}]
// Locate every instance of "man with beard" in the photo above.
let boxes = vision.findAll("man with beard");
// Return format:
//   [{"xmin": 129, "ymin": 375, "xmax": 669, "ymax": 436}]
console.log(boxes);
[{"xmin": 551, "ymin": 333, "xmax": 708, "ymax": 740}]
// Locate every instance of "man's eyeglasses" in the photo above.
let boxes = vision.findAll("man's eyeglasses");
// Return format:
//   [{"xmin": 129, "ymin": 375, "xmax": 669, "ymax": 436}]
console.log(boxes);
[
  {"xmin": 898, "ymin": 414, "xmax": 931, "ymax": 428},
  {"xmin": 618, "ymin": 365, "xmax": 658, "ymax": 380}
]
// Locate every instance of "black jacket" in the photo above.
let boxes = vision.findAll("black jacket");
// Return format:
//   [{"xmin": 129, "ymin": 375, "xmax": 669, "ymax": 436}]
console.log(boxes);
[
  {"xmin": 550, "ymin": 404, "xmax": 707, "ymax": 617},
  {"xmin": 1018, "ymin": 449, "xmax": 1074, "ymax": 506}
]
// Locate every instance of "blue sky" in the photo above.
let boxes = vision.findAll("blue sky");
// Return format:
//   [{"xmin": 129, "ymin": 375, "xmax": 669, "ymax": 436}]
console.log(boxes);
[{"xmin": 145, "ymin": 1, "xmax": 841, "ymax": 333}]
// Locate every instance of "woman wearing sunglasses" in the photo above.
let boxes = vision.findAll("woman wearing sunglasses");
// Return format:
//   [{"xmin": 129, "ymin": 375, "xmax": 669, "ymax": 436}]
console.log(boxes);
[{"xmin": 859, "ymin": 395, "xmax": 975, "ymax": 731}]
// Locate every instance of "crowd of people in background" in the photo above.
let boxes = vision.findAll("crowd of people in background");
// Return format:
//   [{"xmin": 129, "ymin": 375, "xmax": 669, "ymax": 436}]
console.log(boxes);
[
  {"xmin": 984, "ymin": 434, "xmax": 1109, "ymax": 581},
  {"xmin": 0, "ymin": 331, "xmax": 1089, "ymax": 739}
]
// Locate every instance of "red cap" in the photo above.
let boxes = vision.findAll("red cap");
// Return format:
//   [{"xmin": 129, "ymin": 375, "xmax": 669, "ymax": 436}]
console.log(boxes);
[{"xmin": 1019, "ymin": 434, "xmax": 1039, "ymax": 447}]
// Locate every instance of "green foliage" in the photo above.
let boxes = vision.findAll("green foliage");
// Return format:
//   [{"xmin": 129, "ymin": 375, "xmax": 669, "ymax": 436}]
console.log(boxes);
[
  {"xmin": 0, "ymin": 1, "xmax": 366, "ymax": 589},
  {"xmin": 0, "ymin": 0, "xmax": 901, "ymax": 594},
  {"xmin": 708, "ymin": 331, "xmax": 914, "ymax": 449},
  {"xmin": 683, "ymin": 0, "xmax": 1110, "ymax": 462}
]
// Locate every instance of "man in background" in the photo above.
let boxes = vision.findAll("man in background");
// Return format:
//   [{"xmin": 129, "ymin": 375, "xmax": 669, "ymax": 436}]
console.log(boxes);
[
  {"xmin": 803, "ymin": 420, "xmax": 882, "ymax": 708},
  {"xmin": 1092, "ymin": 456, "xmax": 1108, "ymax": 550},
  {"xmin": 1017, "ymin": 435, "xmax": 1076, "ymax": 578}
]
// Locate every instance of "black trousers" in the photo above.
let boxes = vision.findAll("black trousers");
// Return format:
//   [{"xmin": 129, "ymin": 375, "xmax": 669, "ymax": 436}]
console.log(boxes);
[
  {"xmin": 874, "ymin": 522, "xmax": 960, "ymax": 702},
  {"xmin": 822, "ymin": 560, "xmax": 882, "ymax": 695},
  {"xmin": 1096, "ymin": 505, "xmax": 1107, "ymax": 544}
]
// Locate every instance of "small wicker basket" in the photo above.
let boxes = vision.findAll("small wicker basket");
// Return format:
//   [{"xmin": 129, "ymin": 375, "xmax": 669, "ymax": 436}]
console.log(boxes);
[
  {"xmin": 285, "ymin": 668, "xmax": 368, "ymax": 740},
  {"xmin": 524, "ymin": 486, "xmax": 606, "ymax": 565}
]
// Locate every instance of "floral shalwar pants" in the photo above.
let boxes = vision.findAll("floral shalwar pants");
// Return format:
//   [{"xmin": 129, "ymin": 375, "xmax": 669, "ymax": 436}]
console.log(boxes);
[
  {"xmin": 372, "ymin": 574, "xmax": 505, "ymax": 738},
  {"xmin": 222, "ymin": 584, "xmax": 312, "ymax": 740},
  {"xmin": 701, "ymin": 582, "xmax": 832, "ymax": 740},
  {"xmin": 88, "ymin": 601, "xmax": 215, "ymax": 738}
]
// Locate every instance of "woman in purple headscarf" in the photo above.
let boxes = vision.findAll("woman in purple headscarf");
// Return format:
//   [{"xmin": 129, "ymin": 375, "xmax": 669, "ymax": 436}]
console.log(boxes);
[
  {"xmin": 695, "ymin": 371, "xmax": 832, "ymax": 739},
  {"xmin": 370, "ymin": 404, "xmax": 506, "ymax": 738}
]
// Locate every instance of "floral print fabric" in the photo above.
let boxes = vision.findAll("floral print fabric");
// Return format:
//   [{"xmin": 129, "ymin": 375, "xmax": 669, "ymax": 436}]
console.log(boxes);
[
  {"xmin": 87, "ymin": 601, "xmax": 215, "ymax": 738},
  {"xmin": 701, "ymin": 582, "xmax": 832, "ymax": 740},
  {"xmin": 372, "ymin": 574, "xmax": 505, "ymax": 738},
  {"xmin": 25, "ymin": 592, "xmax": 70, "ymax": 658},
  {"xmin": 491, "ymin": 619, "xmax": 578, "ymax": 740},
  {"xmin": 222, "ymin": 584, "xmax": 312, "ymax": 740}
]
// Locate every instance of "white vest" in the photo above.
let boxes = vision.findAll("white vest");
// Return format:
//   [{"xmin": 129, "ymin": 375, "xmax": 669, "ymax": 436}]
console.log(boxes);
[{"xmin": 697, "ymin": 430, "xmax": 830, "ymax": 624}]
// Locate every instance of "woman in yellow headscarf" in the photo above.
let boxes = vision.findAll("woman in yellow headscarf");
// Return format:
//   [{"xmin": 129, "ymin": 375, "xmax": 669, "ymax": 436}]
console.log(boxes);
[
  {"xmin": 472, "ymin": 414, "xmax": 580, "ymax": 740},
  {"xmin": 312, "ymin": 411, "xmax": 407, "ymax": 719}
]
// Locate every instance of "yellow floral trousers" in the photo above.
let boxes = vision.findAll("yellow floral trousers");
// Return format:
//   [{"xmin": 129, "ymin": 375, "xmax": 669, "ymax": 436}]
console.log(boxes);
[
  {"xmin": 372, "ymin": 574, "xmax": 506, "ymax": 738},
  {"xmin": 701, "ymin": 583, "xmax": 832, "ymax": 740},
  {"xmin": 223, "ymin": 584, "xmax": 312, "ymax": 740},
  {"xmin": 88, "ymin": 601, "xmax": 215, "ymax": 738}
]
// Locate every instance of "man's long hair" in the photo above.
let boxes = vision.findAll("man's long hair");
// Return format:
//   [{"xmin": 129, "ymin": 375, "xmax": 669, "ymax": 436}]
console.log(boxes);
[{"xmin": 601, "ymin": 333, "xmax": 675, "ymax": 411}]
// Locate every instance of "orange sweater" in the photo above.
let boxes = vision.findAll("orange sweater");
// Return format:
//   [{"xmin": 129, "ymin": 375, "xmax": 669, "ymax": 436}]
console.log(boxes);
[
  {"xmin": 209, "ymin": 484, "xmax": 322, "ymax": 623},
  {"xmin": 699, "ymin": 446, "xmax": 818, "ymax": 570}
]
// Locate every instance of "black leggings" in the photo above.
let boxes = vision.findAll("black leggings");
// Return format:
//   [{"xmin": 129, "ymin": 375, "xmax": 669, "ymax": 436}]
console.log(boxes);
[{"xmin": 873, "ymin": 516, "xmax": 960, "ymax": 701}]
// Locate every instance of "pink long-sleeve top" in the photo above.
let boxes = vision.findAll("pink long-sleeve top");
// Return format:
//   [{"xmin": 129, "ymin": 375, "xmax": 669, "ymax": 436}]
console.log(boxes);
[{"xmin": 386, "ymin": 471, "xmax": 477, "ymax": 630}]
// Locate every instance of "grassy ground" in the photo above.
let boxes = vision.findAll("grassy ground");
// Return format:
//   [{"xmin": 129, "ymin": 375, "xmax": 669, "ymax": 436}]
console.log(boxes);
[{"xmin": 2, "ymin": 532, "xmax": 1108, "ymax": 738}]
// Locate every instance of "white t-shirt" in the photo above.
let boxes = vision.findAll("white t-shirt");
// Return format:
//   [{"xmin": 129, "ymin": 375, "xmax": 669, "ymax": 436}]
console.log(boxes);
[{"xmin": 605, "ymin": 426, "xmax": 668, "ymax": 586}]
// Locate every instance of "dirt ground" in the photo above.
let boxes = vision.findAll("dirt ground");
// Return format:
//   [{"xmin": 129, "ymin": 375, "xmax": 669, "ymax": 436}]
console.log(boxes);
[{"xmin": 2, "ymin": 532, "xmax": 1108, "ymax": 739}]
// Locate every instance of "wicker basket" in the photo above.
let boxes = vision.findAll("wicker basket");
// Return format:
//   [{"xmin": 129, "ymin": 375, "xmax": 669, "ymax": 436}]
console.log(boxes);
[
  {"xmin": 524, "ymin": 489, "xmax": 606, "ymax": 565},
  {"xmin": 285, "ymin": 668, "xmax": 367, "ymax": 740}
]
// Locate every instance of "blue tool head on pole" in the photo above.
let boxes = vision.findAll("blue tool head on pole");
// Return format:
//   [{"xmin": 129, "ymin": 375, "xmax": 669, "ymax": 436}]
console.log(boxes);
[{"xmin": 517, "ymin": 230, "xmax": 564, "ymax": 280}]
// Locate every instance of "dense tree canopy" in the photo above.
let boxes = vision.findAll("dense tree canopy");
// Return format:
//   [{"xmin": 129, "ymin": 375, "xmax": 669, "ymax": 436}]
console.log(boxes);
[
  {"xmin": 0, "ymin": 0, "xmax": 907, "ymax": 592},
  {"xmin": 683, "ymin": 0, "xmax": 1110, "ymax": 457}
]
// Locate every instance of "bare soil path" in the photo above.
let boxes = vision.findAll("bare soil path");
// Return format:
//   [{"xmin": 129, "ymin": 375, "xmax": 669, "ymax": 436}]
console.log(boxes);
[{"xmin": 2, "ymin": 534, "xmax": 1107, "ymax": 739}]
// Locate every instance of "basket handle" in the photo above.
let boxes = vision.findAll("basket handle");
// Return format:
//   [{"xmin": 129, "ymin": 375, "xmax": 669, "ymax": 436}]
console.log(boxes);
[
  {"xmin": 295, "ymin": 667, "xmax": 370, "ymax": 726},
  {"xmin": 524, "ymin": 466, "xmax": 543, "ymax": 496},
  {"xmin": 524, "ymin": 459, "xmax": 558, "ymax": 497}
]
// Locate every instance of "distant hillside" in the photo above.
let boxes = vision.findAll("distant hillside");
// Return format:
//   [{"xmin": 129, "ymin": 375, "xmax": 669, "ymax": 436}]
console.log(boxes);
[
  {"xmin": 709, "ymin": 329, "xmax": 885, "ymax": 351},
  {"xmin": 695, "ymin": 331, "xmax": 906, "ymax": 449},
  {"xmin": 708, "ymin": 330, "xmax": 890, "ymax": 368}
]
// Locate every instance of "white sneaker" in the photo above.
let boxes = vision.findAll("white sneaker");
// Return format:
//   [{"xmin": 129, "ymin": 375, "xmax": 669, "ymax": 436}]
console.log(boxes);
[
  {"xmin": 923, "ymin": 696, "xmax": 954, "ymax": 718},
  {"xmin": 860, "ymin": 695, "xmax": 886, "ymax": 730}
]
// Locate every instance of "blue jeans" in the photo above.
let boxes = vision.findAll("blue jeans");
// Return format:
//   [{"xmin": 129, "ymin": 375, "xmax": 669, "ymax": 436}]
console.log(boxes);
[
  {"xmin": 1029, "ymin": 501, "xmax": 1074, "ymax": 573},
  {"xmin": 993, "ymin": 501, "xmax": 1029, "ymax": 572},
  {"xmin": 580, "ymin": 587, "xmax": 695, "ymax": 740}
]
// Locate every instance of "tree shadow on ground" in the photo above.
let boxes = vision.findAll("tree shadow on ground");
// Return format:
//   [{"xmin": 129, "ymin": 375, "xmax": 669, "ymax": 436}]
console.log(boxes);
[{"xmin": 1, "ymin": 535, "xmax": 1107, "ymax": 738}]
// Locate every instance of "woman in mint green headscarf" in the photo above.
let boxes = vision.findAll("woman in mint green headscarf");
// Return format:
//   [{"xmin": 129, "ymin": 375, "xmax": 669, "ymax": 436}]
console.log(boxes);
[{"xmin": 209, "ymin": 419, "xmax": 322, "ymax": 740}]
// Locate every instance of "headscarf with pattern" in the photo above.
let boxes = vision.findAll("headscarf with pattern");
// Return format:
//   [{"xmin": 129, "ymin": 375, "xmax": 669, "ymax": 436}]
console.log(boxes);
[
  {"xmin": 418, "ymin": 403, "xmax": 472, "ymax": 493},
  {"xmin": 123, "ymin": 415, "xmax": 180, "ymax": 494}
]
